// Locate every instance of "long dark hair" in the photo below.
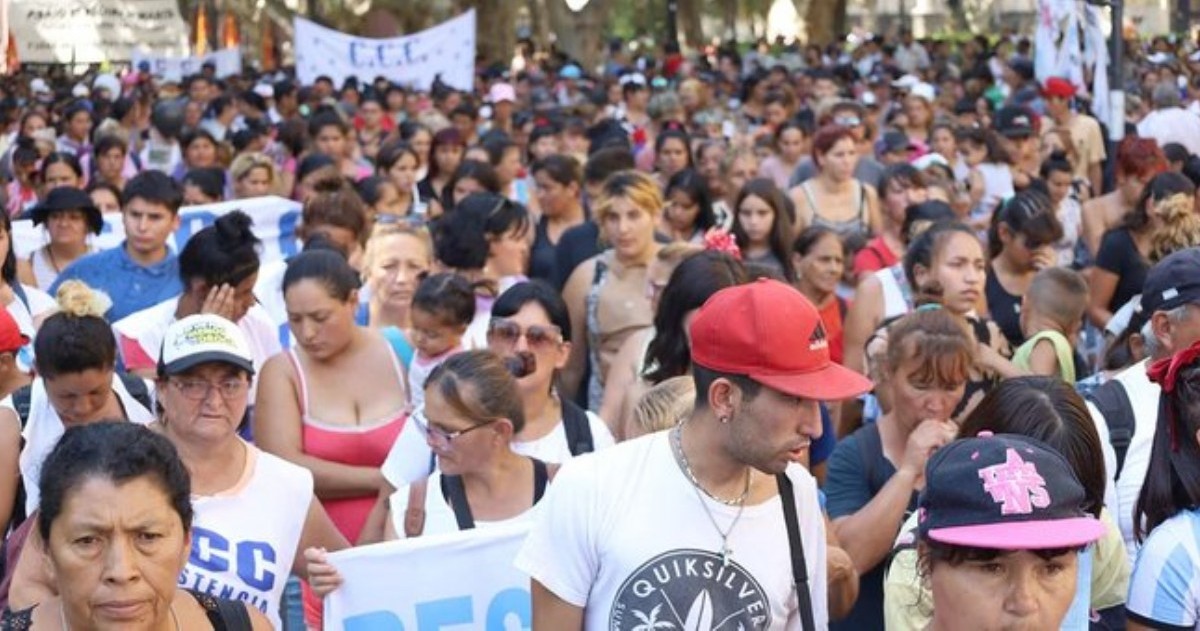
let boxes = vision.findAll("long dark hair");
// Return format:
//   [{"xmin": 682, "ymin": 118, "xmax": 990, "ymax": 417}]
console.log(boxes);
[
  {"xmin": 731, "ymin": 178, "xmax": 796, "ymax": 283},
  {"xmin": 664, "ymin": 168, "xmax": 716, "ymax": 235},
  {"xmin": 1135, "ymin": 354, "xmax": 1200, "ymax": 541},
  {"xmin": 643, "ymin": 251, "xmax": 749, "ymax": 384},
  {"xmin": 987, "ymin": 188, "xmax": 1063, "ymax": 260}
]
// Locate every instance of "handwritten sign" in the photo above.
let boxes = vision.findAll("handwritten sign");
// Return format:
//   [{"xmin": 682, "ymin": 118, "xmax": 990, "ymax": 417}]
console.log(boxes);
[
  {"xmin": 9, "ymin": 0, "xmax": 187, "ymax": 63},
  {"xmin": 293, "ymin": 11, "xmax": 475, "ymax": 90}
]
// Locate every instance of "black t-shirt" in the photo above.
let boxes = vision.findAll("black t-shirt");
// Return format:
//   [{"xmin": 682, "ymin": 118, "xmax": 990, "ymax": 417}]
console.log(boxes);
[
  {"xmin": 529, "ymin": 215, "xmax": 560, "ymax": 284},
  {"xmin": 825, "ymin": 424, "xmax": 916, "ymax": 631},
  {"xmin": 1095, "ymin": 227, "xmax": 1148, "ymax": 313}
]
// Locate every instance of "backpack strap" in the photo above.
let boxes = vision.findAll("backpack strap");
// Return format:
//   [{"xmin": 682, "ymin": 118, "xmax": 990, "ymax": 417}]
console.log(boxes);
[
  {"xmin": 117, "ymin": 373, "xmax": 153, "ymax": 411},
  {"xmin": 439, "ymin": 473, "xmax": 475, "ymax": 531},
  {"xmin": 1085, "ymin": 379, "xmax": 1135, "ymax": 478},
  {"xmin": 560, "ymin": 399, "xmax": 595, "ymax": 456},
  {"xmin": 856, "ymin": 424, "xmax": 882, "ymax": 491},
  {"xmin": 533, "ymin": 459, "xmax": 549, "ymax": 503}
]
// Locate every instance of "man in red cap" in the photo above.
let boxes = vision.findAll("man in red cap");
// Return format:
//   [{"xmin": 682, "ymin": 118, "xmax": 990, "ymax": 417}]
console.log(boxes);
[
  {"xmin": 517, "ymin": 278, "xmax": 872, "ymax": 630},
  {"xmin": 1041, "ymin": 76, "xmax": 1106, "ymax": 197}
]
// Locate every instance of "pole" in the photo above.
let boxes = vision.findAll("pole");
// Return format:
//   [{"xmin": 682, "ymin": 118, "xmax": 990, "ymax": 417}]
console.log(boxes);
[
  {"xmin": 1108, "ymin": 0, "xmax": 1124, "ymax": 142},
  {"xmin": 666, "ymin": 0, "xmax": 679, "ymax": 49}
]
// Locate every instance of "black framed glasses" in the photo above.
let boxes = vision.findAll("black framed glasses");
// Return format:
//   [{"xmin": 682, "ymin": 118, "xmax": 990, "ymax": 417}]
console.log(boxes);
[{"xmin": 411, "ymin": 407, "xmax": 498, "ymax": 444}]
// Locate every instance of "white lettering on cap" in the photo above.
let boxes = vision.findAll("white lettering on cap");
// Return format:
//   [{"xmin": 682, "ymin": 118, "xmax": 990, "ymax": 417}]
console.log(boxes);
[{"xmin": 1164, "ymin": 288, "xmax": 1180, "ymax": 301}]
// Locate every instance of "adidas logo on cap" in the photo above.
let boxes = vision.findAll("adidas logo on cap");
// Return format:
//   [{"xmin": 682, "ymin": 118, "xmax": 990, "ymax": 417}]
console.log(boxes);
[{"xmin": 808, "ymin": 321, "xmax": 828, "ymax": 351}]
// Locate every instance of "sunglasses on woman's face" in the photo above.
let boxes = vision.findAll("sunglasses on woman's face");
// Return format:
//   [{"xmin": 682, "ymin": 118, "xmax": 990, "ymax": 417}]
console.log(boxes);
[{"xmin": 487, "ymin": 318, "xmax": 562, "ymax": 351}]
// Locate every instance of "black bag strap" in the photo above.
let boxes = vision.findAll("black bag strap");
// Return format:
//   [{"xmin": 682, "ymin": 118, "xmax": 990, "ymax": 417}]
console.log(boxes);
[
  {"xmin": 561, "ymin": 399, "xmax": 595, "ymax": 456},
  {"xmin": 440, "ymin": 473, "xmax": 475, "ymax": 531},
  {"xmin": 1085, "ymin": 379, "xmax": 1135, "ymax": 478},
  {"xmin": 189, "ymin": 590, "xmax": 253, "ymax": 630},
  {"xmin": 117, "ymin": 373, "xmax": 153, "ymax": 411},
  {"xmin": 777, "ymin": 473, "xmax": 815, "ymax": 631},
  {"xmin": 440, "ymin": 458, "xmax": 551, "ymax": 532}
]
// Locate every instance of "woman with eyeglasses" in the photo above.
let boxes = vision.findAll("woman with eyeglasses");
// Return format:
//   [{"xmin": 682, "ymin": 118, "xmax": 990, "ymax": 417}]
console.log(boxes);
[
  {"xmin": 790, "ymin": 124, "xmax": 881, "ymax": 242},
  {"xmin": 154, "ymin": 314, "xmax": 346, "ymax": 630},
  {"xmin": 305, "ymin": 351, "xmax": 556, "ymax": 593}
]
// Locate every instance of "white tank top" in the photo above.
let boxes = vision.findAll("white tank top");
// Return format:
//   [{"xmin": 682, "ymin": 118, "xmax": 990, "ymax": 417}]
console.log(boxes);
[{"xmin": 179, "ymin": 444, "xmax": 313, "ymax": 631}]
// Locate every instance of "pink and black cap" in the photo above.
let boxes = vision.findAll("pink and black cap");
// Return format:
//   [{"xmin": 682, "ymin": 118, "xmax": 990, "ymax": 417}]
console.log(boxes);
[{"xmin": 917, "ymin": 432, "xmax": 1105, "ymax": 550}]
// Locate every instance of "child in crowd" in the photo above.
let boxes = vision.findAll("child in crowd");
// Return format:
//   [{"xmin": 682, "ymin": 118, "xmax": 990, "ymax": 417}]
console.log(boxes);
[
  {"xmin": 407, "ymin": 272, "xmax": 475, "ymax": 409},
  {"xmin": 1012, "ymin": 267, "xmax": 1090, "ymax": 382}
]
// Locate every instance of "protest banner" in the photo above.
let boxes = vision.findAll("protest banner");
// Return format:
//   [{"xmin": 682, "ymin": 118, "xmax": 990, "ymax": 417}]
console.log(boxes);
[
  {"xmin": 293, "ymin": 11, "xmax": 475, "ymax": 91},
  {"xmin": 13, "ymin": 196, "xmax": 302, "ymax": 265},
  {"xmin": 8, "ymin": 0, "xmax": 188, "ymax": 63},
  {"xmin": 324, "ymin": 521, "xmax": 532, "ymax": 631},
  {"xmin": 131, "ymin": 48, "xmax": 242, "ymax": 82}
]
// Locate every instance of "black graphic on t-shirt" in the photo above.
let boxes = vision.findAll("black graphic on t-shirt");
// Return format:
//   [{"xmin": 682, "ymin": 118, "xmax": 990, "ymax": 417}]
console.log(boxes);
[{"xmin": 609, "ymin": 549, "xmax": 772, "ymax": 630}]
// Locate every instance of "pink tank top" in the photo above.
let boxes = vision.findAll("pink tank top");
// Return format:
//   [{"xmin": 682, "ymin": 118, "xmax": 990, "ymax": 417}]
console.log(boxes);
[{"xmin": 287, "ymin": 346, "xmax": 407, "ymax": 543}]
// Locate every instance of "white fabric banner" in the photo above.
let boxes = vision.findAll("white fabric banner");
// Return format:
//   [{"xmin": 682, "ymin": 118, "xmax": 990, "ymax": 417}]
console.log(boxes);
[
  {"xmin": 13, "ymin": 196, "xmax": 302, "ymax": 264},
  {"xmin": 293, "ymin": 11, "xmax": 476, "ymax": 91},
  {"xmin": 324, "ymin": 522, "xmax": 532, "ymax": 631},
  {"xmin": 8, "ymin": 0, "xmax": 188, "ymax": 63},
  {"xmin": 131, "ymin": 48, "xmax": 242, "ymax": 82}
]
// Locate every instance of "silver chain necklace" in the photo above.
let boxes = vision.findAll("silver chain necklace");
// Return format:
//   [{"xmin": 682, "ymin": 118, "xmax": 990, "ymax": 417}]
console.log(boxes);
[
  {"xmin": 671, "ymin": 423, "xmax": 751, "ymax": 567},
  {"xmin": 61, "ymin": 602, "xmax": 180, "ymax": 631}
]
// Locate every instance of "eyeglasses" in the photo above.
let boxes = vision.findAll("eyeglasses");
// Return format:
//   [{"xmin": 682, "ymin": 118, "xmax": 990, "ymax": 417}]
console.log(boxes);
[
  {"xmin": 412, "ymin": 408, "xmax": 498, "ymax": 444},
  {"xmin": 170, "ymin": 378, "xmax": 248, "ymax": 401},
  {"xmin": 487, "ymin": 318, "xmax": 562, "ymax": 350}
]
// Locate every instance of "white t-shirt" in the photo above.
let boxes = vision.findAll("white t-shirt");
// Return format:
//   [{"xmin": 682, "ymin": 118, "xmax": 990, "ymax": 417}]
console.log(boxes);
[
  {"xmin": 380, "ymin": 406, "xmax": 614, "ymax": 486},
  {"xmin": 514, "ymin": 431, "xmax": 828, "ymax": 630},
  {"xmin": 387, "ymin": 469, "xmax": 539, "ymax": 539},
  {"xmin": 1086, "ymin": 359, "xmax": 1159, "ymax": 563},
  {"xmin": 182, "ymin": 444, "xmax": 313, "ymax": 631},
  {"xmin": 13, "ymin": 375, "xmax": 155, "ymax": 515}
]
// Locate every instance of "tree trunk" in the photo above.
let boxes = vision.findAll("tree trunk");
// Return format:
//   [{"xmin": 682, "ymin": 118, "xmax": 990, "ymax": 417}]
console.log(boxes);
[
  {"xmin": 677, "ymin": 0, "xmax": 704, "ymax": 49},
  {"xmin": 464, "ymin": 0, "xmax": 517, "ymax": 66},
  {"xmin": 547, "ymin": 0, "xmax": 609, "ymax": 73},
  {"xmin": 804, "ymin": 0, "xmax": 846, "ymax": 45}
]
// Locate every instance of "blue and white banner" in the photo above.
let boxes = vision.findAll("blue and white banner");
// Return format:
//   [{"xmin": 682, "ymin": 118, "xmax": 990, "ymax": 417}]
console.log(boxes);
[
  {"xmin": 293, "ymin": 11, "xmax": 475, "ymax": 91},
  {"xmin": 324, "ymin": 522, "xmax": 531, "ymax": 631},
  {"xmin": 131, "ymin": 48, "xmax": 242, "ymax": 83},
  {"xmin": 13, "ymin": 195, "xmax": 302, "ymax": 265}
]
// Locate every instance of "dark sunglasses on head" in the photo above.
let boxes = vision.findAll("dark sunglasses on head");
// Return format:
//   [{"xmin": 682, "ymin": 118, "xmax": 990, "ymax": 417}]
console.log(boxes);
[{"xmin": 487, "ymin": 318, "xmax": 562, "ymax": 350}]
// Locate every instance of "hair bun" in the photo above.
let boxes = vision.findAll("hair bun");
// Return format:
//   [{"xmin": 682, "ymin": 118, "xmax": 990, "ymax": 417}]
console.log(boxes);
[
  {"xmin": 214, "ymin": 210, "xmax": 254, "ymax": 243},
  {"xmin": 55, "ymin": 280, "xmax": 112, "ymax": 318}
]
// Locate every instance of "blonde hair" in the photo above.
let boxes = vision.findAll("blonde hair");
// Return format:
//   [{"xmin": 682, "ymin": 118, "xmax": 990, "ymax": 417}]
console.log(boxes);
[
  {"xmin": 632, "ymin": 376, "xmax": 695, "ymax": 434},
  {"xmin": 594, "ymin": 170, "xmax": 663, "ymax": 221},
  {"xmin": 229, "ymin": 152, "xmax": 278, "ymax": 186},
  {"xmin": 362, "ymin": 223, "xmax": 434, "ymax": 279},
  {"xmin": 55, "ymin": 280, "xmax": 111, "ymax": 318},
  {"xmin": 1151, "ymin": 193, "xmax": 1200, "ymax": 262}
]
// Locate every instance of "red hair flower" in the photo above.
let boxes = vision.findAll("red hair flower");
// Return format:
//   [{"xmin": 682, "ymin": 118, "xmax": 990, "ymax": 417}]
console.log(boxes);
[{"xmin": 703, "ymin": 229, "xmax": 742, "ymax": 260}]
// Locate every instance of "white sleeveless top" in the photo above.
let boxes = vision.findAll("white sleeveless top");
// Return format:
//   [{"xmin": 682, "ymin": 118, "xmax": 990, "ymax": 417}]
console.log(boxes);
[
  {"xmin": 973, "ymin": 162, "xmax": 1015, "ymax": 222},
  {"xmin": 180, "ymin": 444, "xmax": 313, "ymax": 631},
  {"xmin": 388, "ymin": 470, "xmax": 539, "ymax": 539}
]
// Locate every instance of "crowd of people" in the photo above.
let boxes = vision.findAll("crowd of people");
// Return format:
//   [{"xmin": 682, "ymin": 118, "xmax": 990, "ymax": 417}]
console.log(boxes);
[{"xmin": 2, "ymin": 22, "xmax": 1200, "ymax": 631}]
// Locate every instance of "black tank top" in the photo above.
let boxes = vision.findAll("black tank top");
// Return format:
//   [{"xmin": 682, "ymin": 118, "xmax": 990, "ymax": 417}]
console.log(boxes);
[{"xmin": 985, "ymin": 270, "xmax": 1024, "ymax": 348}]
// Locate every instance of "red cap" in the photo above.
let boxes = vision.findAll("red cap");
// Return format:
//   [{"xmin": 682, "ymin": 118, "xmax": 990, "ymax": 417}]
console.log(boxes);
[
  {"xmin": 689, "ymin": 279, "xmax": 873, "ymax": 401},
  {"xmin": 0, "ymin": 308, "xmax": 28, "ymax": 354},
  {"xmin": 1042, "ymin": 77, "xmax": 1076, "ymax": 100}
]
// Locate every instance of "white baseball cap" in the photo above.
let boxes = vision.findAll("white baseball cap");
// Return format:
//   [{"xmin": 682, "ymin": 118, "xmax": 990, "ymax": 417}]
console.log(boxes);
[
  {"xmin": 30, "ymin": 78, "xmax": 50, "ymax": 94},
  {"xmin": 159, "ymin": 314, "xmax": 254, "ymax": 376}
]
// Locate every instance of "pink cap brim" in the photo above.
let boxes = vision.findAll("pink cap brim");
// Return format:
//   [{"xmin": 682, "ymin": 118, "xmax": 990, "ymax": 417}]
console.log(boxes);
[
  {"xmin": 752, "ymin": 362, "xmax": 874, "ymax": 402},
  {"xmin": 929, "ymin": 517, "xmax": 1106, "ymax": 550}
]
